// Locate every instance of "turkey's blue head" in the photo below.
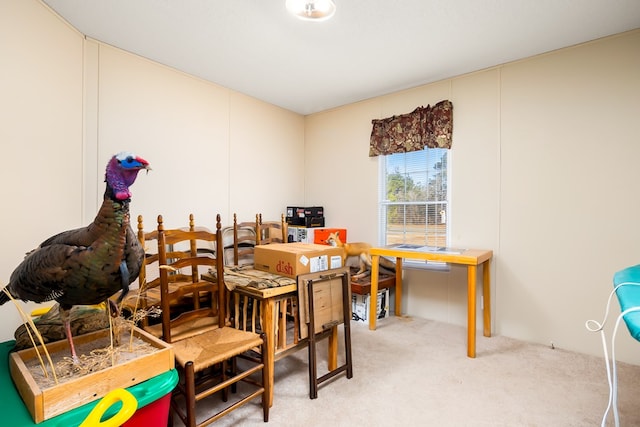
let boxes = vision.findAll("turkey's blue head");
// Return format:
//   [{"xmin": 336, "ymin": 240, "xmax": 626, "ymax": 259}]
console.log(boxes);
[{"xmin": 105, "ymin": 152, "xmax": 151, "ymax": 201}]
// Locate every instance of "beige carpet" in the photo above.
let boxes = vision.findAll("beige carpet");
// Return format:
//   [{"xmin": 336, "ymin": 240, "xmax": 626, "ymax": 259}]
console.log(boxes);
[{"xmin": 174, "ymin": 316, "xmax": 640, "ymax": 426}]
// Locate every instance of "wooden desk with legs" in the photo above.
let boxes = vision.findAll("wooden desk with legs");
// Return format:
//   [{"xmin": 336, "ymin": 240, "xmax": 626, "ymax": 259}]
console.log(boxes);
[{"xmin": 369, "ymin": 245, "xmax": 493, "ymax": 358}]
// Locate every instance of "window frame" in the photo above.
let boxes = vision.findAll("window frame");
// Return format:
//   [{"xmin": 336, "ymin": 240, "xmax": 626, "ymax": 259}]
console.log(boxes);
[{"xmin": 377, "ymin": 148, "xmax": 451, "ymax": 270}]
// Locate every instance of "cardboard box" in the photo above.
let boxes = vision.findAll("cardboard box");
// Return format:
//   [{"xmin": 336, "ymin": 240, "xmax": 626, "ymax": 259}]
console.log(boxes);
[
  {"xmin": 9, "ymin": 326, "xmax": 174, "ymax": 423},
  {"xmin": 351, "ymin": 270, "xmax": 395, "ymax": 295},
  {"xmin": 351, "ymin": 289, "xmax": 390, "ymax": 323},
  {"xmin": 285, "ymin": 216, "xmax": 325, "ymax": 227},
  {"xmin": 286, "ymin": 206, "xmax": 306, "ymax": 218},
  {"xmin": 288, "ymin": 227, "xmax": 348, "ymax": 245},
  {"xmin": 286, "ymin": 206, "xmax": 324, "ymax": 218},
  {"xmin": 287, "ymin": 226, "xmax": 314, "ymax": 243},
  {"xmin": 313, "ymin": 228, "xmax": 347, "ymax": 245},
  {"xmin": 303, "ymin": 206, "xmax": 324, "ymax": 217},
  {"xmin": 254, "ymin": 242, "xmax": 343, "ymax": 278}
]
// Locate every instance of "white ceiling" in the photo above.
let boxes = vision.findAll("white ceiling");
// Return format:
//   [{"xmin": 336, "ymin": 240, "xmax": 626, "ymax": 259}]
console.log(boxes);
[{"xmin": 43, "ymin": 0, "xmax": 640, "ymax": 115}]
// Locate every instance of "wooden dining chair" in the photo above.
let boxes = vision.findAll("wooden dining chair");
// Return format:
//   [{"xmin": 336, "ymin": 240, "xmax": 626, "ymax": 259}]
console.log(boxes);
[
  {"xmin": 232, "ymin": 213, "xmax": 258, "ymax": 266},
  {"xmin": 224, "ymin": 213, "xmax": 282, "ymax": 325},
  {"xmin": 121, "ymin": 214, "xmax": 208, "ymax": 329},
  {"xmin": 256, "ymin": 213, "xmax": 299, "ymax": 347},
  {"xmin": 118, "ymin": 215, "xmax": 161, "ymax": 327},
  {"xmin": 255, "ymin": 213, "xmax": 287, "ymax": 245},
  {"xmin": 155, "ymin": 213, "xmax": 269, "ymax": 426},
  {"xmin": 225, "ymin": 213, "xmax": 298, "ymax": 350},
  {"xmin": 225, "ymin": 214, "xmax": 261, "ymax": 333}
]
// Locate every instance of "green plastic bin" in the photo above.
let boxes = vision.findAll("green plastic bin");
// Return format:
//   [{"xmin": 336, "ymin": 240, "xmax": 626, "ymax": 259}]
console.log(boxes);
[{"xmin": 1, "ymin": 340, "xmax": 177, "ymax": 426}]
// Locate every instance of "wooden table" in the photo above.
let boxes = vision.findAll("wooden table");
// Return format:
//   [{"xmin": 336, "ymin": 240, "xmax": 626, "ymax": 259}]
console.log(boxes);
[
  {"xmin": 369, "ymin": 245, "xmax": 493, "ymax": 358},
  {"xmin": 205, "ymin": 267, "xmax": 339, "ymax": 407}
]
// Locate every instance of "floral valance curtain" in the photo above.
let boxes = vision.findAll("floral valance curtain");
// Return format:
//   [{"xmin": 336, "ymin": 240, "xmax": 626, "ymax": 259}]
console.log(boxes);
[{"xmin": 369, "ymin": 100, "xmax": 453, "ymax": 157}]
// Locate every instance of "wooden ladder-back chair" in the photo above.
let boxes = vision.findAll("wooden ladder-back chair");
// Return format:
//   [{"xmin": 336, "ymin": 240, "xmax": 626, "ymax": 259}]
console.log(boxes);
[
  {"xmin": 219, "ymin": 213, "xmax": 256, "ymax": 327},
  {"xmin": 256, "ymin": 213, "xmax": 299, "ymax": 349},
  {"xmin": 255, "ymin": 213, "xmax": 287, "ymax": 245},
  {"xmin": 118, "ymin": 215, "xmax": 161, "ymax": 327},
  {"xmin": 233, "ymin": 213, "xmax": 258, "ymax": 266},
  {"xmin": 228, "ymin": 214, "xmax": 260, "ymax": 333},
  {"xmin": 224, "ymin": 213, "xmax": 299, "ymax": 352},
  {"xmin": 156, "ymin": 213, "xmax": 269, "ymax": 426},
  {"xmin": 127, "ymin": 214, "xmax": 212, "ymax": 332}
]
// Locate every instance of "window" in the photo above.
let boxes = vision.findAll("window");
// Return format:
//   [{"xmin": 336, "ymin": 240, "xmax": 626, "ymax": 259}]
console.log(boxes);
[{"xmin": 378, "ymin": 148, "xmax": 449, "ymax": 248}]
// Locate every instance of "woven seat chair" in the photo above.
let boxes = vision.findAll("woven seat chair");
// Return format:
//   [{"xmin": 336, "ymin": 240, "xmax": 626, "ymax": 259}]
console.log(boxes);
[{"xmin": 155, "ymin": 213, "xmax": 269, "ymax": 426}]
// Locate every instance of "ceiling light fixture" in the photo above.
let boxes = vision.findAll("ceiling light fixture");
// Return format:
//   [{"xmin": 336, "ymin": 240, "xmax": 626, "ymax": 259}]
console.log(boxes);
[{"xmin": 285, "ymin": 0, "xmax": 336, "ymax": 22}]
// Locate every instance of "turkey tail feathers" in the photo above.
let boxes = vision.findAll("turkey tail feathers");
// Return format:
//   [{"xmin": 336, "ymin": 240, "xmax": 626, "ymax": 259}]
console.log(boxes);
[{"xmin": 0, "ymin": 288, "xmax": 13, "ymax": 305}]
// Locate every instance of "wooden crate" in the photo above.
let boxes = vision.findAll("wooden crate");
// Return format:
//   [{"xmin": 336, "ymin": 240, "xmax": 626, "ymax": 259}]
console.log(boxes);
[
  {"xmin": 9, "ymin": 326, "xmax": 174, "ymax": 423},
  {"xmin": 350, "ymin": 268, "xmax": 396, "ymax": 295}
]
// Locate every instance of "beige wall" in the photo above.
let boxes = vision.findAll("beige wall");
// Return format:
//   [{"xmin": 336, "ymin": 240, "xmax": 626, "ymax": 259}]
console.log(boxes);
[
  {"xmin": 92, "ymin": 43, "xmax": 305, "ymax": 226},
  {"xmin": 2, "ymin": 0, "xmax": 639, "ymax": 364},
  {"xmin": 0, "ymin": 0, "xmax": 304, "ymax": 342},
  {"xmin": 0, "ymin": 0, "xmax": 84, "ymax": 330},
  {"xmin": 304, "ymin": 30, "xmax": 640, "ymax": 364}
]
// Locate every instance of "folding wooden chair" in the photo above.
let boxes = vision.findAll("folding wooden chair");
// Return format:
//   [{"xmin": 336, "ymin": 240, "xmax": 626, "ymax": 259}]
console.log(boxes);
[{"xmin": 297, "ymin": 266, "xmax": 353, "ymax": 399}]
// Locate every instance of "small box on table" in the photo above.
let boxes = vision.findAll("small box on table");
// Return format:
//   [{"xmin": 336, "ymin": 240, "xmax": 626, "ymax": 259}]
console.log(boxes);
[
  {"xmin": 352, "ymin": 289, "xmax": 390, "ymax": 323},
  {"xmin": 350, "ymin": 269, "xmax": 395, "ymax": 295},
  {"xmin": 254, "ymin": 242, "xmax": 343, "ymax": 279},
  {"xmin": 303, "ymin": 206, "xmax": 324, "ymax": 217},
  {"xmin": 286, "ymin": 206, "xmax": 305, "ymax": 218},
  {"xmin": 287, "ymin": 227, "xmax": 348, "ymax": 245},
  {"xmin": 285, "ymin": 206, "xmax": 325, "ymax": 228},
  {"xmin": 285, "ymin": 216, "xmax": 325, "ymax": 228},
  {"xmin": 287, "ymin": 226, "xmax": 314, "ymax": 243},
  {"xmin": 312, "ymin": 228, "xmax": 347, "ymax": 245},
  {"xmin": 286, "ymin": 206, "xmax": 324, "ymax": 218}
]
